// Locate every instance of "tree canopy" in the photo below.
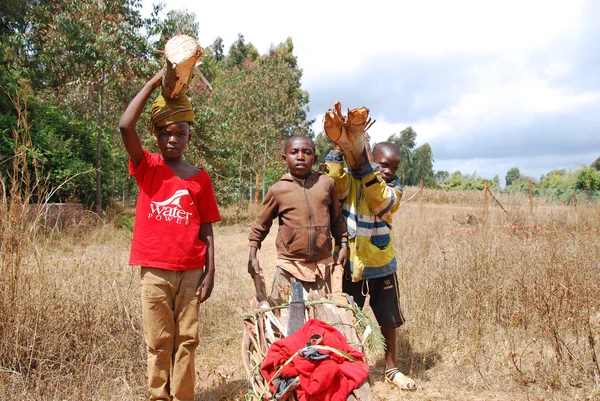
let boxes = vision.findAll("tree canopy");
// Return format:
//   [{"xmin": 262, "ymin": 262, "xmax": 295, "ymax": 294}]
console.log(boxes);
[{"xmin": 0, "ymin": 0, "xmax": 311, "ymax": 209}]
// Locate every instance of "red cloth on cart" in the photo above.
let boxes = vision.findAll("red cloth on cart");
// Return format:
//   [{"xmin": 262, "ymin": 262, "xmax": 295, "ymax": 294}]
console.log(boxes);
[{"xmin": 260, "ymin": 319, "xmax": 369, "ymax": 401}]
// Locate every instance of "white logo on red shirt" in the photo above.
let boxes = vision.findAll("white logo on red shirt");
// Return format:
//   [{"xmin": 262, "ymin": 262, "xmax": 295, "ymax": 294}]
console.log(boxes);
[{"xmin": 148, "ymin": 189, "xmax": 193, "ymax": 226}]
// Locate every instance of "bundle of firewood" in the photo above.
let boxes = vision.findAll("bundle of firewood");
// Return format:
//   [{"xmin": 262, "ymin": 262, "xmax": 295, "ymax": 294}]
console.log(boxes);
[{"xmin": 323, "ymin": 101, "xmax": 375, "ymax": 170}]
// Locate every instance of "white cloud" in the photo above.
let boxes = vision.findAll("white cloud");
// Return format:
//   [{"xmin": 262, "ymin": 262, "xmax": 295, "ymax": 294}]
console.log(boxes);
[
  {"xmin": 144, "ymin": 0, "xmax": 585, "ymax": 75},
  {"xmin": 416, "ymin": 76, "xmax": 600, "ymax": 144}
]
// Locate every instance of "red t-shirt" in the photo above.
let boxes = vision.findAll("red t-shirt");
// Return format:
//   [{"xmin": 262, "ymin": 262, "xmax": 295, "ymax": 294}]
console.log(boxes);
[{"xmin": 128, "ymin": 149, "xmax": 221, "ymax": 270}]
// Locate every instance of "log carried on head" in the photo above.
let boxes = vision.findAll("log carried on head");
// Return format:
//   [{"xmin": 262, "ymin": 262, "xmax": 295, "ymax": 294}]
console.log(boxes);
[
  {"xmin": 161, "ymin": 35, "xmax": 204, "ymax": 99},
  {"xmin": 323, "ymin": 101, "xmax": 376, "ymax": 170}
]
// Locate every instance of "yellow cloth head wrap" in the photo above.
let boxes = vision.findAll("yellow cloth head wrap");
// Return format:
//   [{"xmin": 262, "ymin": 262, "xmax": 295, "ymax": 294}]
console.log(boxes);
[{"xmin": 151, "ymin": 94, "xmax": 195, "ymax": 128}]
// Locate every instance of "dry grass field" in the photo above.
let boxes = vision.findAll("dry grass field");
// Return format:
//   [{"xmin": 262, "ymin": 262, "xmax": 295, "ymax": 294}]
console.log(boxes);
[{"xmin": 1, "ymin": 193, "xmax": 600, "ymax": 400}]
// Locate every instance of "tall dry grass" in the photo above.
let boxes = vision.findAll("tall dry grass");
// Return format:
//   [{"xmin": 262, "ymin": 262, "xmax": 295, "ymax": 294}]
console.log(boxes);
[
  {"xmin": 2, "ymin": 201, "xmax": 599, "ymax": 400},
  {"xmin": 408, "ymin": 185, "xmax": 587, "ymax": 209},
  {"xmin": 394, "ymin": 202, "xmax": 600, "ymax": 399},
  {"xmin": 0, "ymin": 86, "xmax": 144, "ymax": 400}
]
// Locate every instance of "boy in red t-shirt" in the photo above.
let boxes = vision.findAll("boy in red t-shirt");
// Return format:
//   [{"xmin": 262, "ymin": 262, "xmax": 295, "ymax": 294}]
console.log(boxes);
[{"xmin": 119, "ymin": 71, "xmax": 221, "ymax": 401}]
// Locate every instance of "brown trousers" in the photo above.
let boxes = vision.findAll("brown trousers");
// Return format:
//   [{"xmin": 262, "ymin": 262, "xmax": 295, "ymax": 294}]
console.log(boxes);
[
  {"xmin": 270, "ymin": 266, "xmax": 330, "ymax": 303},
  {"xmin": 140, "ymin": 267, "xmax": 203, "ymax": 401}
]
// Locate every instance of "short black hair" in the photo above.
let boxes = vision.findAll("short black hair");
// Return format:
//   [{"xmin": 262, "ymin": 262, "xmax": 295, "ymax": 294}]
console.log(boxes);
[
  {"xmin": 284, "ymin": 135, "xmax": 315, "ymax": 152},
  {"xmin": 372, "ymin": 142, "xmax": 401, "ymax": 159}
]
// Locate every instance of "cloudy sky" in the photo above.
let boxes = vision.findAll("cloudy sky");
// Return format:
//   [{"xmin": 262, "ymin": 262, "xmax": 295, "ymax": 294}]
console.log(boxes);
[{"xmin": 142, "ymin": 0, "xmax": 600, "ymax": 185}]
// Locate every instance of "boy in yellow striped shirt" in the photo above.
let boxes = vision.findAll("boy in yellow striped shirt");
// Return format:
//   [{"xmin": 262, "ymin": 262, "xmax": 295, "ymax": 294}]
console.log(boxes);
[{"xmin": 325, "ymin": 140, "xmax": 416, "ymax": 391}]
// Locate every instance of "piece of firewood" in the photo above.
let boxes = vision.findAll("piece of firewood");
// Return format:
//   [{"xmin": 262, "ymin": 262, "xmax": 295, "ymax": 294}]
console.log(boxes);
[
  {"xmin": 323, "ymin": 101, "xmax": 375, "ymax": 170},
  {"xmin": 161, "ymin": 35, "xmax": 204, "ymax": 99}
]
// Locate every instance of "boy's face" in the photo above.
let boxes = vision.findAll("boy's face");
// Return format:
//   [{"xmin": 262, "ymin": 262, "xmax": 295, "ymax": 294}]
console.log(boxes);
[
  {"xmin": 283, "ymin": 137, "xmax": 315, "ymax": 179},
  {"xmin": 156, "ymin": 122, "xmax": 191, "ymax": 160},
  {"xmin": 374, "ymin": 149, "xmax": 401, "ymax": 182}
]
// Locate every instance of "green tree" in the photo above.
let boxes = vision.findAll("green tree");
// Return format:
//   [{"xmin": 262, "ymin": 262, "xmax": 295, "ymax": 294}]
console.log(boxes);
[
  {"xmin": 493, "ymin": 174, "xmax": 500, "ymax": 186},
  {"xmin": 591, "ymin": 156, "xmax": 600, "ymax": 171},
  {"xmin": 314, "ymin": 132, "xmax": 332, "ymax": 165},
  {"xmin": 575, "ymin": 166, "xmax": 600, "ymax": 190},
  {"xmin": 147, "ymin": 5, "xmax": 199, "ymax": 54},
  {"xmin": 540, "ymin": 169, "xmax": 568, "ymax": 187},
  {"xmin": 28, "ymin": 0, "xmax": 153, "ymax": 210},
  {"xmin": 410, "ymin": 143, "xmax": 434, "ymax": 186},
  {"xmin": 444, "ymin": 171, "xmax": 466, "ymax": 189},
  {"xmin": 211, "ymin": 37, "xmax": 225, "ymax": 62},
  {"xmin": 505, "ymin": 167, "xmax": 521, "ymax": 187},
  {"xmin": 199, "ymin": 43, "xmax": 312, "ymax": 205},
  {"xmin": 227, "ymin": 34, "xmax": 259, "ymax": 68},
  {"xmin": 438, "ymin": 170, "xmax": 497, "ymax": 191},
  {"xmin": 537, "ymin": 169, "xmax": 575, "ymax": 200},
  {"xmin": 387, "ymin": 126, "xmax": 416, "ymax": 185},
  {"xmin": 434, "ymin": 170, "xmax": 449, "ymax": 181}
]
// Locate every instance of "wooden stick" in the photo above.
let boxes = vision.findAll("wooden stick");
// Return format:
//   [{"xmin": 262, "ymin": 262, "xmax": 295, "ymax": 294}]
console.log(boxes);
[
  {"xmin": 419, "ymin": 179, "xmax": 424, "ymax": 217},
  {"xmin": 529, "ymin": 180, "xmax": 533, "ymax": 215},
  {"xmin": 483, "ymin": 180, "xmax": 489, "ymax": 217},
  {"xmin": 487, "ymin": 188, "xmax": 509, "ymax": 215}
]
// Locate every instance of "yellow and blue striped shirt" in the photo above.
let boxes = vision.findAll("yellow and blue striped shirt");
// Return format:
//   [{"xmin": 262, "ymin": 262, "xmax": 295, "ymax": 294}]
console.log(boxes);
[{"xmin": 325, "ymin": 153, "xmax": 402, "ymax": 281}]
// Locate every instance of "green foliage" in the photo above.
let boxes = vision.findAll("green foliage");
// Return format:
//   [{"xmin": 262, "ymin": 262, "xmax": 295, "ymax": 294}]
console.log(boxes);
[
  {"xmin": 590, "ymin": 156, "xmax": 600, "ymax": 171},
  {"xmin": 410, "ymin": 143, "xmax": 435, "ymax": 186},
  {"xmin": 195, "ymin": 39, "xmax": 312, "ymax": 206},
  {"xmin": 438, "ymin": 170, "xmax": 499, "ymax": 191},
  {"xmin": 387, "ymin": 126, "xmax": 416, "ymax": 184},
  {"xmin": 493, "ymin": 174, "xmax": 500, "ymax": 186},
  {"xmin": 505, "ymin": 167, "xmax": 521, "ymax": 187},
  {"xmin": 227, "ymin": 34, "xmax": 259, "ymax": 68},
  {"xmin": 8, "ymin": 0, "xmax": 595, "ymax": 212},
  {"xmin": 386, "ymin": 127, "xmax": 436, "ymax": 186},
  {"xmin": 314, "ymin": 132, "xmax": 333, "ymax": 165},
  {"xmin": 27, "ymin": 102, "xmax": 98, "ymax": 204},
  {"xmin": 0, "ymin": 0, "xmax": 31, "ymax": 35},
  {"xmin": 539, "ymin": 169, "xmax": 571, "ymax": 188},
  {"xmin": 575, "ymin": 166, "xmax": 600, "ymax": 190},
  {"xmin": 116, "ymin": 214, "xmax": 135, "ymax": 232},
  {"xmin": 211, "ymin": 37, "xmax": 225, "ymax": 62},
  {"xmin": 0, "ymin": 86, "xmax": 108, "ymax": 205},
  {"xmin": 434, "ymin": 170, "xmax": 449, "ymax": 181},
  {"xmin": 147, "ymin": 5, "xmax": 199, "ymax": 52}
]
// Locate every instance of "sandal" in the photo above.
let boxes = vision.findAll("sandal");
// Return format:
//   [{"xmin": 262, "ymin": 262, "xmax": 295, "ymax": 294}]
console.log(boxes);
[{"xmin": 385, "ymin": 367, "xmax": 417, "ymax": 391}]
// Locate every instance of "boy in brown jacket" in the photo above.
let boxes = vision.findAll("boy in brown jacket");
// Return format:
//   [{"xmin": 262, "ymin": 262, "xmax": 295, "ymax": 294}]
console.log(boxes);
[{"xmin": 248, "ymin": 135, "xmax": 348, "ymax": 303}]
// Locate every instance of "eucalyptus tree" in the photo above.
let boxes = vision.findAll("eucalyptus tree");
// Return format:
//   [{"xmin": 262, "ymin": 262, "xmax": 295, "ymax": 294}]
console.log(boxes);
[
  {"xmin": 410, "ymin": 143, "xmax": 435, "ymax": 186},
  {"xmin": 387, "ymin": 126, "xmax": 417, "ymax": 185},
  {"xmin": 29, "ymin": 0, "xmax": 152, "ymax": 211},
  {"xmin": 200, "ymin": 39, "xmax": 312, "ymax": 206}
]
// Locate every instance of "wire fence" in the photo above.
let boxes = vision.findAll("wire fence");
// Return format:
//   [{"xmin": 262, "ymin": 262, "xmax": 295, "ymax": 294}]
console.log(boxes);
[{"xmin": 400, "ymin": 180, "xmax": 600, "ymax": 216}]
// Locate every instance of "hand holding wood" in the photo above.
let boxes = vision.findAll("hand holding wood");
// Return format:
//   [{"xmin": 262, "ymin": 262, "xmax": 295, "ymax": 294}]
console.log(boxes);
[{"xmin": 323, "ymin": 101, "xmax": 375, "ymax": 170}]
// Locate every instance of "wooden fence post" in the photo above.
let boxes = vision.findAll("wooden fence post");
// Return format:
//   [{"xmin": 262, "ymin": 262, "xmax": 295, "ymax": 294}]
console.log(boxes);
[
  {"xmin": 419, "ymin": 179, "xmax": 424, "ymax": 217},
  {"xmin": 529, "ymin": 180, "xmax": 533, "ymax": 215},
  {"xmin": 484, "ymin": 180, "xmax": 489, "ymax": 217},
  {"xmin": 255, "ymin": 174, "xmax": 260, "ymax": 204}
]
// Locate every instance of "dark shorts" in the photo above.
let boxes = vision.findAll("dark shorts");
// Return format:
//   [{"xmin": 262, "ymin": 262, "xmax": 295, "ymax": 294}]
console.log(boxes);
[{"xmin": 343, "ymin": 272, "xmax": 405, "ymax": 329}]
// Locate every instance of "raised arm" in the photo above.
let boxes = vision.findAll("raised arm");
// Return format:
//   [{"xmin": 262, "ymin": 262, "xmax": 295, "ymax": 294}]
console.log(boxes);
[
  {"xmin": 118, "ymin": 71, "xmax": 163, "ymax": 167},
  {"xmin": 360, "ymin": 167, "xmax": 403, "ymax": 222},
  {"xmin": 324, "ymin": 148, "xmax": 351, "ymax": 201}
]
